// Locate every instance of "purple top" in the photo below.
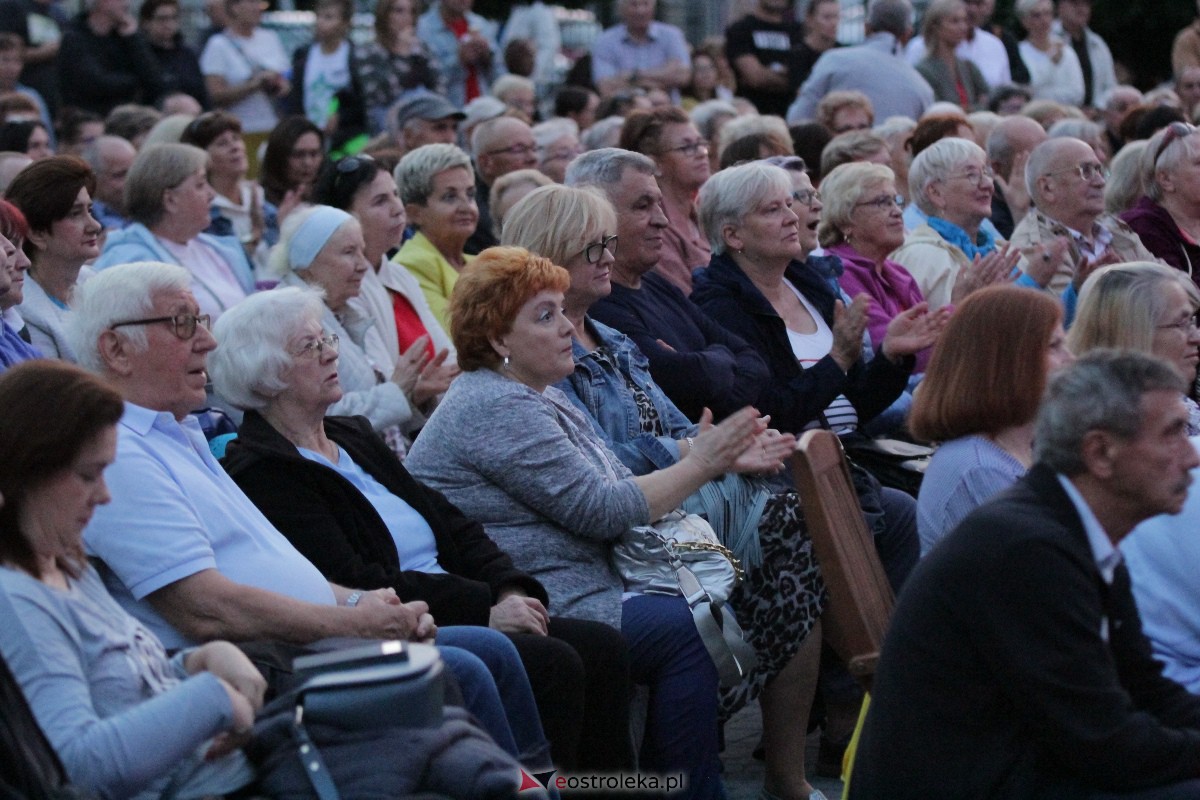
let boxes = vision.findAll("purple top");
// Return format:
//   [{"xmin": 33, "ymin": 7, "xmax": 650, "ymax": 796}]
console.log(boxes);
[
  {"xmin": 1119, "ymin": 195, "xmax": 1200, "ymax": 284},
  {"xmin": 827, "ymin": 242, "xmax": 932, "ymax": 372}
]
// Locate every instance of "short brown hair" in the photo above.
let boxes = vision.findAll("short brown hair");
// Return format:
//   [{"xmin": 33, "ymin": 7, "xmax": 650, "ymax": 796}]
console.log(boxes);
[
  {"xmin": 0, "ymin": 360, "xmax": 124, "ymax": 578},
  {"xmin": 909, "ymin": 285, "xmax": 1063, "ymax": 442},
  {"xmin": 5, "ymin": 155, "xmax": 96, "ymax": 241},
  {"xmin": 619, "ymin": 106, "xmax": 691, "ymax": 155},
  {"xmin": 449, "ymin": 246, "xmax": 570, "ymax": 371},
  {"xmin": 180, "ymin": 110, "xmax": 243, "ymax": 150}
]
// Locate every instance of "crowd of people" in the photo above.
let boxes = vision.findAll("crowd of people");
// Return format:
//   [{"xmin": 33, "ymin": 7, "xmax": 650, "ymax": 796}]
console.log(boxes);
[{"xmin": 5, "ymin": 0, "xmax": 1200, "ymax": 797}]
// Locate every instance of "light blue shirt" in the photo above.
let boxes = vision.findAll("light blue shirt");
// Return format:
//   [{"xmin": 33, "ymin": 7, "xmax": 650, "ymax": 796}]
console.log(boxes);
[
  {"xmin": 591, "ymin": 21, "xmax": 691, "ymax": 102},
  {"xmin": 299, "ymin": 446, "xmax": 445, "ymax": 575},
  {"xmin": 916, "ymin": 435, "xmax": 1025, "ymax": 555},
  {"xmin": 84, "ymin": 402, "xmax": 335, "ymax": 649},
  {"xmin": 1122, "ymin": 438, "xmax": 1200, "ymax": 691},
  {"xmin": 1056, "ymin": 473, "xmax": 1120, "ymax": 585}
]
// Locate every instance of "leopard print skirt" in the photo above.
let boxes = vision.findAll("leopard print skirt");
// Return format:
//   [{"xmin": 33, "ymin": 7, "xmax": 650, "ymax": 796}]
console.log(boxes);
[{"xmin": 719, "ymin": 489, "xmax": 827, "ymax": 721}]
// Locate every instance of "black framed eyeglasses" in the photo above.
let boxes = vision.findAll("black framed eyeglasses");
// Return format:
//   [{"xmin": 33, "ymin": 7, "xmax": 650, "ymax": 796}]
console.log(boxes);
[
  {"xmin": 581, "ymin": 234, "xmax": 618, "ymax": 264},
  {"xmin": 1154, "ymin": 121, "xmax": 1196, "ymax": 167},
  {"xmin": 290, "ymin": 332, "xmax": 340, "ymax": 358},
  {"xmin": 485, "ymin": 142, "xmax": 537, "ymax": 157},
  {"xmin": 110, "ymin": 313, "xmax": 211, "ymax": 340}
]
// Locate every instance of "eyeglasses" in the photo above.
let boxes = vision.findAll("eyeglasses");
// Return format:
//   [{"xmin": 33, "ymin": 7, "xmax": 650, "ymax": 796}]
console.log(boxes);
[
  {"xmin": 291, "ymin": 332, "xmax": 340, "ymax": 358},
  {"xmin": 1156, "ymin": 318, "xmax": 1200, "ymax": 335},
  {"xmin": 1154, "ymin": 122, "xmax": 1196, "ymax": 167},
  {"xmin": 110, "ymin": 313, "xmax": 211, "ymax": 340},
  {"xmin": 581, "ymin": 234, "xmax": 618, "ymax": 264},
  {"xmin": 854, "ymin": 193, "xmax": 904, "ymax": 210},
  {"xmin": 486, "ymin": 142, "xmax": 537, "ymax": 157},
  {"xmin": 792, "ymin": 188, "xmax": 821, "ymax": 206},
  {"xmin": 659, "ymin": 139, "xmax": 708, "ymax": 157},
  {"xmin": 1044, "ymin": 162, "xmax": 1109, "ymax": 182},
  {"xmin": 946, "ymin": 166, "xmax": 996, "ymax": 185}
]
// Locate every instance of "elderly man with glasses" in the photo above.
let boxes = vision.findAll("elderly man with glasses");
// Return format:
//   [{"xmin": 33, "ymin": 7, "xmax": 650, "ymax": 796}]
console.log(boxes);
[
  {"xmin": 1010, "ymin": 136, "xmax": 1159, "ymax": 297},
  {"xmin": 466, "ymin": 115, "xmax": 537, "ymax": 254}
]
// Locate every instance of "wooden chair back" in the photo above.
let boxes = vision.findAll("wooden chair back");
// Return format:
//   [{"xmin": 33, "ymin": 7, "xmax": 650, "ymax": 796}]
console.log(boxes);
[{"xmin": 792, "ymin": 429, "xmax": 895, "ymax": 691}]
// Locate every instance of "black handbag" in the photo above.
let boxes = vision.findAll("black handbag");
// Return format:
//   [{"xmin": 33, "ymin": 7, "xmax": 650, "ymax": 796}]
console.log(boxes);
[{"xmin": 254, "ymin": 640, "xmax": 450, "ymax": 800}]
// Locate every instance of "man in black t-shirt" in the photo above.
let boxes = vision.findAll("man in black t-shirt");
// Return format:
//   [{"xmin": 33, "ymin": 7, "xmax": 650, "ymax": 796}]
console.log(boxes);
[{"xmin": 724, "ymin": 0, "xmax": 802, "ymax": 117}]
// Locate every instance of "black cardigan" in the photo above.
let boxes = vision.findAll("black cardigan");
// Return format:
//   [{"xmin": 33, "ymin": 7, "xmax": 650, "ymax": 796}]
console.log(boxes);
[
  {"xmin": 690, "ymin": 251, "xmax": 913, "ymax": 435},
  {"xmin": 221, "ymin": 411, "xmax": 547, "ymax": 627}
]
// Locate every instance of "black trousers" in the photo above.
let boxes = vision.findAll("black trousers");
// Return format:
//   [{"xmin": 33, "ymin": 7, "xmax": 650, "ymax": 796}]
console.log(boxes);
[{"xmin": 509, "ymin": 617, "xmax": 636, "ymax": 773}]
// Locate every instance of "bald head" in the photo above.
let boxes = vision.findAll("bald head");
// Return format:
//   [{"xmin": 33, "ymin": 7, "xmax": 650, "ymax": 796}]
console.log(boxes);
[
  {"xmin": 472, "ymin": 116, "xmax": 537, "ymax": 185},
  {"xmin": 84, "ymin": 135, "xmax": 138, "ymax": 211},
  {"xmin": 987, "ymin": 115, "xmax": 1048, "ymax": 177},
  {"xmin": 1025, "ymin": 137, "xmax": 1106, "ymax": 226}
]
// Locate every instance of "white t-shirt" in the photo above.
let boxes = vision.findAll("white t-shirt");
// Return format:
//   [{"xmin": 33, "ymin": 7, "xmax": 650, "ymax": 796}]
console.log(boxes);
[
  {"xmin": 303, "ymin": 40, "xmax": 351, "ymax": 128},
  {"xmin": 200, "ymin": 29, "xmax": 290, "ymax": 133},
  {"xmin": 783, "ymin": 280, "xmax": 859, "ymax": 433}
]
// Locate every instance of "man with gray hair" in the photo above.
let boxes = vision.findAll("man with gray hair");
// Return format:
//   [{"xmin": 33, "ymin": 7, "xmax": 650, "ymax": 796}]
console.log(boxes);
[
  {"xmin": 466, "ymin": 115, "xmax": 536, "ymax": 254},
  {"xmin": 565, "ymin": 147, "xmax": 767, "ymax": 421},
  {"xmin": 81, "ymin": 134, "xmax": 136, "ymax": 230},
  {"xmin": 853, "ymin": 349, "xmax": 1200, "ymax": 799},
  {"xmin": 787, "ymin": 0, "xmax": 934, "ymax": 125},
  {"xmin": 1010, "ymin": 136, "xmax": 1157, "ymax": 295}
]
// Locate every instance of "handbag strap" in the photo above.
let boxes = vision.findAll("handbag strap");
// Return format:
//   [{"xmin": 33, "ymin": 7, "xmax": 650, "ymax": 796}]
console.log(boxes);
[
  {"xmin": 293, "ymin": 707, "xmax": 341, "ymax": 800},
  {"xmin": 674, "ymin": 560, "xmax": 757, "ymax": 686}
]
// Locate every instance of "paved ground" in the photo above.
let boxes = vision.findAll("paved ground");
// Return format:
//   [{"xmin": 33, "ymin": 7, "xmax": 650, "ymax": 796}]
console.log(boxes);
[{"xmin": 722, "ymin": 702, "xmax": 845, "ymax": 800}]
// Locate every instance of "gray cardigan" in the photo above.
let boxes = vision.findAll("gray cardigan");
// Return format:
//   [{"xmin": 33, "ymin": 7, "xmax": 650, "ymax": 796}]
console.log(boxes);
[{"xmin": 406, "ymin": 368, "xmax": 649, "ymax": 628}]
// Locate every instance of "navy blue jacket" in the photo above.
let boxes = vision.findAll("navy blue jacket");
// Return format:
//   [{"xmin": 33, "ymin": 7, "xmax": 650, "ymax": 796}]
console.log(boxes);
[
  {"xmin": 690, "ymin": 251, "xmax": 912, "ymax": 435},
  {"xmin": 590, "ymin": 271, "xmax": 769, "ymax": 422}
]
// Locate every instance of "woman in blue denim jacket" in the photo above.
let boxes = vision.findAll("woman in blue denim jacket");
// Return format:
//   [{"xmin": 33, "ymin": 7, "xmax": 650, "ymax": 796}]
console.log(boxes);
[{"xmin": 502, "ymin": 182, "xmax": 830, "ymax": 800}]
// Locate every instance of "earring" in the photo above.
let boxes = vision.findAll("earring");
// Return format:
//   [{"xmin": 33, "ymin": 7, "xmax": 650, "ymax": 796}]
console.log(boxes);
[{"xmin": 503, "ymin": 355, "xmax": 510, "ymax": 369}]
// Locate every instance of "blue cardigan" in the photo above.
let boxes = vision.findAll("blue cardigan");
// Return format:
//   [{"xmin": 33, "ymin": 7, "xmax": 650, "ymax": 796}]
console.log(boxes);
[
  {"xmin": 93, "ymin": 223, "xmax": 256, "ymax": 301},
  {"xmin": 690, "ymin": 251, "xmax": 912, "ymax": 436}
]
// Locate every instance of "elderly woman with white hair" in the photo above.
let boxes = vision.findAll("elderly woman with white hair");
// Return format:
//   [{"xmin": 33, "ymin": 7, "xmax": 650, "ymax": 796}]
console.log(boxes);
[
  {"xmin": 269, "ymin": 204, "xmax": 432, "ymax": 452},
  {"xmin": 1120, "ymin": 123, "xmax": 1200, "ymax": 278},
  {"xmin": 392, "ymin": 143, "xmax": 479, "ymax": 329},
  {"xmin": 889, "ymin": 137, "xmax": 1020, "ymax": 309},
  {"xmin": 208, "ymin": 285, "xmax": 635, "ymax": 774},
  {"xmin": 93, "ymin": 143, "xmax": 255, "ymax": 321},
  {"xmin": 530, "ymin": 118, "xmax": 580, "ymax": 183}
]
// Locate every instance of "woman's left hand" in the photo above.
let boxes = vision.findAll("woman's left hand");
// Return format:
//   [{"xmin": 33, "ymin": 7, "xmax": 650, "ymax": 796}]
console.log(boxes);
[
  {"xmin": 881, "ymin": 302, "xmax": 950, "ymax": 361},
  {"xmin": 730, "ymin": 423, "xmax": 796, "ymax": 475},
  {"xmin": 186, "ymin": 642, "xmax": 267, "ymax": 712}
]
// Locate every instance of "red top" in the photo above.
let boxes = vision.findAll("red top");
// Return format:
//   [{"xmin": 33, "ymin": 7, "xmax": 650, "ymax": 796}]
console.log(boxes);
[
  {"xmin": 447, "ymin": 16, "xmax": 481, "ymax": 102},
  {"xmin": 391, "ymin": 290, "xmax": 434, "ymax": 360}
]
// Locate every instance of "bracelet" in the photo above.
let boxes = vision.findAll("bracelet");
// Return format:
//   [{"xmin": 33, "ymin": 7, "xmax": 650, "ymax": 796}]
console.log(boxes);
[
  {"xmin": 685, "ymin": 436, "xmax": 695, "ymax": 455},
  {"xmin": 345, "ymin": 591, "xmax": 364, "ymax": 608}
]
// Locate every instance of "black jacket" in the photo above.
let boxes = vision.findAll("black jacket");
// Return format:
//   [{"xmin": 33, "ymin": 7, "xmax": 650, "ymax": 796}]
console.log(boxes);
[
  {"xmin": 221, "ymin": 412, "xmax": 547, "ymax": 627},
  {"xmin": 57, "ymin": 15, "xmax": 164, "ymax": 114},
  {"xmin": 690, "ymin": 251, "xmax": 912, "ymax": 435},
  {"xmin": 148, "ymin": 34, "xmax": 210, "ymax": 108},
  {"xmin": 851, "ymin": 464, "xmax": 1200, "ymax": 799}
]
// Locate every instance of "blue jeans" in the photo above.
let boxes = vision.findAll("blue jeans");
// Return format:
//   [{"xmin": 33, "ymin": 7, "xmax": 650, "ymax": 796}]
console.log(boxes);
[
  {"xmin": 438, "ymin": 625, "xmax": 553, "ymax": 770},
  {"xmin": 622, "ymin": 594, "xmax": 725, "ymax": 800}
]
